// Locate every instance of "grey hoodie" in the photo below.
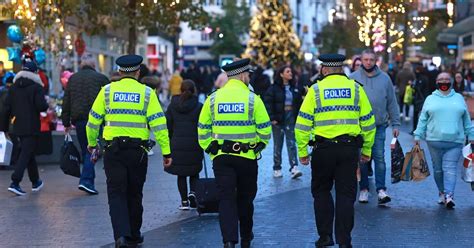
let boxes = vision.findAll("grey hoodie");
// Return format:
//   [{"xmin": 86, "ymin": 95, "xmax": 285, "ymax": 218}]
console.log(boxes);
[{"xmin": 350, "ymin": 67, "xmax": 401, "ymax": 127}]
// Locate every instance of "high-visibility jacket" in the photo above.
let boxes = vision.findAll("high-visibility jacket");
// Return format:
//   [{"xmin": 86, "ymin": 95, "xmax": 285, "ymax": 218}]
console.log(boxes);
[
  {"xmin": 198, "ymin": 79, "xmax": 271, "ymax": 160},
  {"xmin": 86, "ymin": 77, "xmax": 170, "ymax": 155},
  {"xmin": 295, "ymin": 74, "xmax": 376, "ymax": 158}
]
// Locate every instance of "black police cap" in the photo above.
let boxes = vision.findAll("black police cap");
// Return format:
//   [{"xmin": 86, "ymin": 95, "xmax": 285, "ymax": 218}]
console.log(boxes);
[
  {"xmin": 116, "ymin": 55, "xmax": 143, "ymax": 72},
  {"xmin": 319, "ymin": 54, "xmax": 346, "ymax": 67},
  {"xmin": 222, "ymin": 58, "xmax": 252, "ymax": 76}
]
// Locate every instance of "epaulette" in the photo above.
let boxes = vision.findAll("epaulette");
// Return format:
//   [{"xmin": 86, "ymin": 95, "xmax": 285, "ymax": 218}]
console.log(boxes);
[{"xmin": 353, "ymin": 79, "xmax": 364, "ymax": 87}]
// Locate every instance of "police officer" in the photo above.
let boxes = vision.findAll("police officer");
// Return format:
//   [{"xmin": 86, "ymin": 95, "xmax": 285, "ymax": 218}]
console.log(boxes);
[
  {"xmin": 198, "ymin": 58, "xmax": 271, "ymax": 248},
  {"xmin": 295, "ymin": 54, "xmax": 376, "ymax": 248},
  {"xmin": 86, "ymin": 55, "xmax": 172, "ymax": 248}
]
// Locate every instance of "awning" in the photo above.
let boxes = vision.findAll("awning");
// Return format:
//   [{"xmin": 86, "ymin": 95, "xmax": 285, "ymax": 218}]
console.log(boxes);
[{"xmin": 437, "ymin": 16, "xmax": 474, "ymax": 44}]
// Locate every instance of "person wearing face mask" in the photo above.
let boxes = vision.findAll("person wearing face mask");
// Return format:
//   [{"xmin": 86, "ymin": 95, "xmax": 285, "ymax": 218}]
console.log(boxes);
[
  {"xmin": 349, "ymin": 49, "xmax": 401, "ymax": 205},
  {"xmin": 414, "ymin": 72, "xmax": 474, "ymax": 209},
  {"xmin": 264, "ymin": 65, "xmax": 303, "ymax": 179}
]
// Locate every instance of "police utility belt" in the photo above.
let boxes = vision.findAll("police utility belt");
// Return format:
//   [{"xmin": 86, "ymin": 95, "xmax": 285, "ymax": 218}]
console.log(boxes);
[
  {"xmin": 206, "ymin": 140, "xmax": 265, "ymax": 155},
  {"xmin": 105, "ymin": 137, "xmax": 155, "ymax": 153},
  {"xmin": 308, "ymin": 135, "xmax": 363, "ymax": 149}
]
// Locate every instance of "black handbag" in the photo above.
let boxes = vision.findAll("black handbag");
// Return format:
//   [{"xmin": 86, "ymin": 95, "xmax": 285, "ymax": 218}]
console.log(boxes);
[{"xmin": 59, "ymin": 134, "xmax": 81, "ymax": 178}]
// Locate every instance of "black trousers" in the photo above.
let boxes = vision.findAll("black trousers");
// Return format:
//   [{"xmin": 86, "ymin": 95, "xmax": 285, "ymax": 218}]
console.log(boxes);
[
  {"xmin": 213, "ymin": 155, "xmax": 258, "ymax": 243},
  {"xmin": 11, "ymin": 135, "xmax": 39, "ymax": 184},
  {"xmin": 104, "ymin": 145, "xmax": 148, "ymax": 240},
  {"xmin": 177, "ymin": 175, "xmax": 199, "ymax": 202},
  {"xmin": 311, "ymin": 142, "xmax": 359, "ymax": 245}
]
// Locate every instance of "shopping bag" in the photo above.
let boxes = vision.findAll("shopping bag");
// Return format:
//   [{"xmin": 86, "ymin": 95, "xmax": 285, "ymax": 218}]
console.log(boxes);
[
  {"xmin": 403, "ymin": 85, "xmax": 414, "ymax": 104},
  {"xmin": 59, "ymin": 134, "xmax": 81, "ymax": 178},
  {"xmin": 410, "ymin": 145, "xmax": 430, "ymax": 181},
  {"xmin": 391, "ymin": 138, "xmax": 405, "ymax": 184},
  {"xmin": 461, "ymin": 144, "xmax": 474, "ymax": 183},
  {"xmin": 0, "ymin": 131, "xmax": 13, "ymax": 166}
]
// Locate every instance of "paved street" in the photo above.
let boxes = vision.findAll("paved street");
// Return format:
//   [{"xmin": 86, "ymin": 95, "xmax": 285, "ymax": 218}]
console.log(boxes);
[{"xmin": 2, "ymin": 122, "xmax": 474, "ymax": 247}]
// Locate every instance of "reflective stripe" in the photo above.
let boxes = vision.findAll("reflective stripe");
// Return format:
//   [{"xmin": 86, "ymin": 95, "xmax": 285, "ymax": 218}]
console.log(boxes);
[
  {"xmin": 143, "ymin": 87, "xmax": 151, "ymax": 112},
  {"xmin": 314, "ymin": 105, "xmax": 360, "ymax": 113},
  {"xmin": 212, "ymin": 133, "xmax": 256, "ymax": 140},
  {"xmin": 104, "ymin": 85, "xmax": 111, "ymax": 111},
  {"xmin": 360, "ymin": 111, "xmax": 374, "ymax": 121},
  {"xmin": 256, "ymin": 121, "xmax": 271, "ymax": 129},
  {"xmin": 213, "ymin": 120, "xmax": 255, "ymax": 126},
  {"xmin": 199, "ymin": 133, "xmax": 212, "ymax": 140},
  {"xmin": 295, "ymin": 123, "xmax": 312, "ymax": 131},
  {"xmin": 298, "ymin": 111, "xmax": 314, "ymax": 121},
  {"xmin": 87, "ymin": 122, "xmax": 100, "ymax": 130},
  {"xmin": 248, "ymin": 93, "xmax": 254, "ymax": 120},
  {"xmin": 198, "ymin": 123, "xmax": 212, "ymax": 129},
  {"xmin": 90, "ymin": 110, "xmax": 103, "ymax": 120},
  {"xmin": 106, "ymin": 109, "xmax": 146, "ymax": 116},
  {"xmin": 257, "ymin": 133, "xmax": 271, "ymax": 140},
  {"xmin": 210, "ymin": 93, "xmax": 216, "ymax": 119},
  {"xmin": 361, "ymin": 123, "xmax": 376, "ymax": 131},
  {"xmin": 313, "ymin": 84, "xmax": 321, "ymax": 108},
  {"xmin": 354, "ymin": 83, "xmax": 360, "ymax": 107},
  {"xmin": 147, "ymin": 112, "xmax": 165, "ymax": 122},
  {"xmin": 314, "ymin": 119, "xmax": 359, "ymax": 126},
  {"xmin": 150, "ymin": 124, "xmax": 167, "ymax": 132},
  {"xmin": 105, "ymin": 121, "xmax": 147, "ymax": 128}
]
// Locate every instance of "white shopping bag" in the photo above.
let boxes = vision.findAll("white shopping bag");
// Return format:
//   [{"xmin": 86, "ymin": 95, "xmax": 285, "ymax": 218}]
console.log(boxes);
[
  {"xmin": 0, "ymin": 131, "xmax": 13, "ymax": 166},
  {"xmin": 461, "ymin": 144, "xmax": 474, "ymax": 182}
]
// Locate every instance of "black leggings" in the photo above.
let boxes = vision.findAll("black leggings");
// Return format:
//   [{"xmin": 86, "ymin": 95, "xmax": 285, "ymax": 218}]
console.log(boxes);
[{"xmin": 177, "ymin": 175, "xmax": 199, "ymax": 202}]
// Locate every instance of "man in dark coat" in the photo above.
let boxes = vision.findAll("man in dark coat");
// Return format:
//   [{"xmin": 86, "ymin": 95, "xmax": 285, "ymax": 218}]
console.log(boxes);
[
  {"xmin": 249, "ymin": 65, "xmax": 271, "ymax": 97},
  {"xmin": 1, "ymin": 61, "xmax": 49, "ymax": 196},
  {"xmin": 62, "ymin": 54, "xmax": 109, "ymax": 194},
  {"xmin": 412, "ymin": 66, "xmax": 431, "ymax": 134}
]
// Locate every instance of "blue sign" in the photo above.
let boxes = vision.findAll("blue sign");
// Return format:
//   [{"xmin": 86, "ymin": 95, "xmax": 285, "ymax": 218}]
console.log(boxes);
[
  {"xmin": 324, "ymin": 88, "xmax": 352, "ymax": 99},
  {"xmin": 113, "ymin": 92, "xmax": 140, "ymax": 103},
  {"xmin": 447, "ymin": 44, "xmax": 458, "ymax": 49},
  {"xmin": 217, "ymin": 103, "xmax": 245, "ymax": 114}
]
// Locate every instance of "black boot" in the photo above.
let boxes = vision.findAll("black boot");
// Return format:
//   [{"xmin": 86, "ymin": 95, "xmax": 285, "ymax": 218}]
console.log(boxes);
[
  {"xmin": 115, "ymin": 237, "xmax": 128, "ymax": 248},
  {"xmin": 241, "ymin": 239, "xmax": 251, "ymax": 248},
  {"xmin": 224, "ymin": 241, "xmax": 236, "ymax": 248},
  {"xmin": 315, "ymin": 235, "xmax": 334, "ymax": 247}
]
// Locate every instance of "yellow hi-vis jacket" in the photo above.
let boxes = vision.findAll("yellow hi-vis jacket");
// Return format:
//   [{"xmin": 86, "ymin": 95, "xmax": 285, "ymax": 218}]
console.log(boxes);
[
  {"xmin": 295, "ymin": 74, "xmax": 376, "ymax": 158},
  {"xmin": 86, "ymin": 77, "xmax": 171, "ymax": 155},
  {"xmin": 198, "ymin": 79, "xmax": 271, "ymax": 160}
]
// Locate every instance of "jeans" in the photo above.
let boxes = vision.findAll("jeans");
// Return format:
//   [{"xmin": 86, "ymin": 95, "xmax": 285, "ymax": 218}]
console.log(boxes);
[
  {"xmin": 75, "ymin": 120, "xmax": 95, "ymax": 187},
  {"xmin": 11, "ymin": 136, "xmax": 40, "ymax": 185},
  {"xmin": 272, "ymin": 110, "xmax": 298, "ymax": 171},
  {"xmin": 359, "ymin": 125, "xmax": 387, "ymax": 192},
  {"xmin": 426, "ymin": 141, "xmax": 463, "ymax": 196}
]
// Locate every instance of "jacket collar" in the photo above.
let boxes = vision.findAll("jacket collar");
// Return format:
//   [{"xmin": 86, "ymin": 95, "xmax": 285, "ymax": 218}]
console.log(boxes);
[
  {"xmin": 13, "ymin": 71, "xmax": 43, "ymax": 87},
  {"xmin": 81, "ymin": 65, "xmax": 96, "ymax": 71}
]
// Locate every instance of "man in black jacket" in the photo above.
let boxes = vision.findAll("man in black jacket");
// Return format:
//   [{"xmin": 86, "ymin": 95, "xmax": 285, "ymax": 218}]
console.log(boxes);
[
  {"xmin": 1, "ymin": 62, "xmax": 49, "ymax": 196},
  {"xmin": 62, "ymin": 55, "xmax": 109, "ymax": 194},
  {"xmin": 412, "ymin": 66, "xmax": 432, "ymax": 134}
]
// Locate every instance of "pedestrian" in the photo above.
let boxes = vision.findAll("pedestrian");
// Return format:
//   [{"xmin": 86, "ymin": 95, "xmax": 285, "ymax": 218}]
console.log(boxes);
[
  {"xmin": 214, "ymin": 68, "xmax": 228, "ymax": 90},
  {"xmin": 454, "ymin": 72, "xmax": 471, "ymax": 93},
  {"xmin": 414, "ymin": 72, "xmax": 474, "ymax": 209},
  {"xmin": 351, "ymin": 57, "xmax": 361, "ymax": 73},
  {"xmin": 411, "ymin": 66, "xmax": 431, "ymax": 134},
  {"xmin": 350, "ymin": 49, "xmax": 401, "ymax": 205},
  {"xmin": 198, "ymin": 58, "xmax": 271, "ymax": 248},
  {"xmin": 62, "ymin": 54, "xmax": 109, "ymax": 195},
  {"xmin": 295, "ymin": 54, "xmax": 376, "ymax": 247},
  {"xmin": 169, "ymin": 69, "xmax": 183, "ymax": 96},
  {"xmin": 264, "ymin": 65, "xmax": 303, "ymax": 179},
  {"xmin": 1, "ymin": 61, "xmax": 49, "ymax": 196},
  {"xmin": 86, "ymin": 55, "xmax": 172, "ymax": 247},
  {"xmin": 396, "ymin": 61, "xmax": 415, "ymax": 121},
  {"xmin": 165, "ymin": 79, "xmax": 203, "ymax": 210},
  {"xmin": 249, "ymin": 65, "xmax": 271, "ymax": 97}
]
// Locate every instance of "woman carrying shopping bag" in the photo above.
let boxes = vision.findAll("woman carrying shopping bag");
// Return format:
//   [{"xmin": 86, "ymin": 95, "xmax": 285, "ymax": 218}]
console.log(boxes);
[
  {"xmin": 165, "ymin": 80, "xmax": 203, "ymax": 210},
  {"xmin": 414, "ymin": 72, "xmax": 474, "ymax": 209}
]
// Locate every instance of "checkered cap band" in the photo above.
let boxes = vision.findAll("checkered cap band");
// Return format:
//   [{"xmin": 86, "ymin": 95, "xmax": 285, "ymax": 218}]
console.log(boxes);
[
  {"xmin": 321, "ymin": 61, "xmax": 344, "ymax": 67},
  {"xmin": 226, "ymin": 65, "xmax": 251, "ymax": 77},
  {"xmin": 119, "ymin": 64, "xmax": 141, "ymax": 72}
]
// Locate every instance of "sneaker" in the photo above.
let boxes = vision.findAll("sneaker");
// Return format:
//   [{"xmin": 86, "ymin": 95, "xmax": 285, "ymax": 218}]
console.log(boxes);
[
  {"xmin": 188, "ymin": 192, "xmax": 197, "ymax": 209},
  {"xmin": 377, "ymin": 189, "xmax": 391, "ymax": 205},
  {"xmin": 179, "ymin": 201, "xmax": 190, "ymax": 210},
  {"xmin": 359, "ymin": 190, "xmax": 369, "ymax": 203},
  {"xmin": 147, "ymin": 150, "xmax": 154, "ymax": 156},
  {"xmin": 32, "ymin": 180, "xmax": 44, "ymax": 192},
  {"xmin": 291, "ymin": 166, "xmax": 303, "ymax": 179},
  {"xmin": 404, "ymin": 116, "xmax": 411, "ymax": 122},
  {"xmin": 437, "ymin": 193, "xmax": 445, "ymax": 205},
  {"xmin": 78, "ymin": 184, "xmax": 99, "ymax": 195},
  {"xmin": 273, "ymin": 170, "xmax": 283, "ymax": 178},
  {"xmin": 445, "ymin": 195, "xmax": 455, "ymax": 209},
  {"xmin": 127, "ymin": 235, "xmax": 144, "ymax": 245},
  {"xmin": 399, "ymin": 113, "xmax": 404, "ymax": 118},
  {"xmin": 8, "ymin": 183, "xmax": 26, "ymax": 196}
]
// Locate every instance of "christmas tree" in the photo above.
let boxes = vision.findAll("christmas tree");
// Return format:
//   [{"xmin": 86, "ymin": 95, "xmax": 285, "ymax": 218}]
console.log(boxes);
[{"xmin": 245, "ymin": 0, "xmax": 302, "ymax": 67}]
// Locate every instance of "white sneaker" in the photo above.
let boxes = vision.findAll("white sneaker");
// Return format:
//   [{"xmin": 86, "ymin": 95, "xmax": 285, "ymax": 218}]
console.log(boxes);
[
  {"xmin": 445, "ymin": 194, "xmax": 455, "ymax": 209},
  {"xmin": 273, "ymin": 170, "xmax": 283, "ymax": 178},
  {"xmin": 399, "ymin": 113, "xmax": 404, "ymax": 117},
  {"xmin": 359, "ymin": 190, "xmax": 369, "ymax": 203},
  {"xmin": 404, "ymin": 116, "xmax": 411, "ymax": 122},
  {"xmin": 147, "ymin": 150, "xmax": 154, "ymax": 156},
  {"xmin": 437, "ymin": 193, "xmax": 445, "ymax": 205},
  {"xmin": 291, "ymin": 166, "xmax": 303, "ymax": 179},
  {"xmin": 179, "ymin": 201, "xmax": 190, "ymax": 210},
  {"xmin": 377, "ymin": 189, "xmax": 391, "ymax": 205}
]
